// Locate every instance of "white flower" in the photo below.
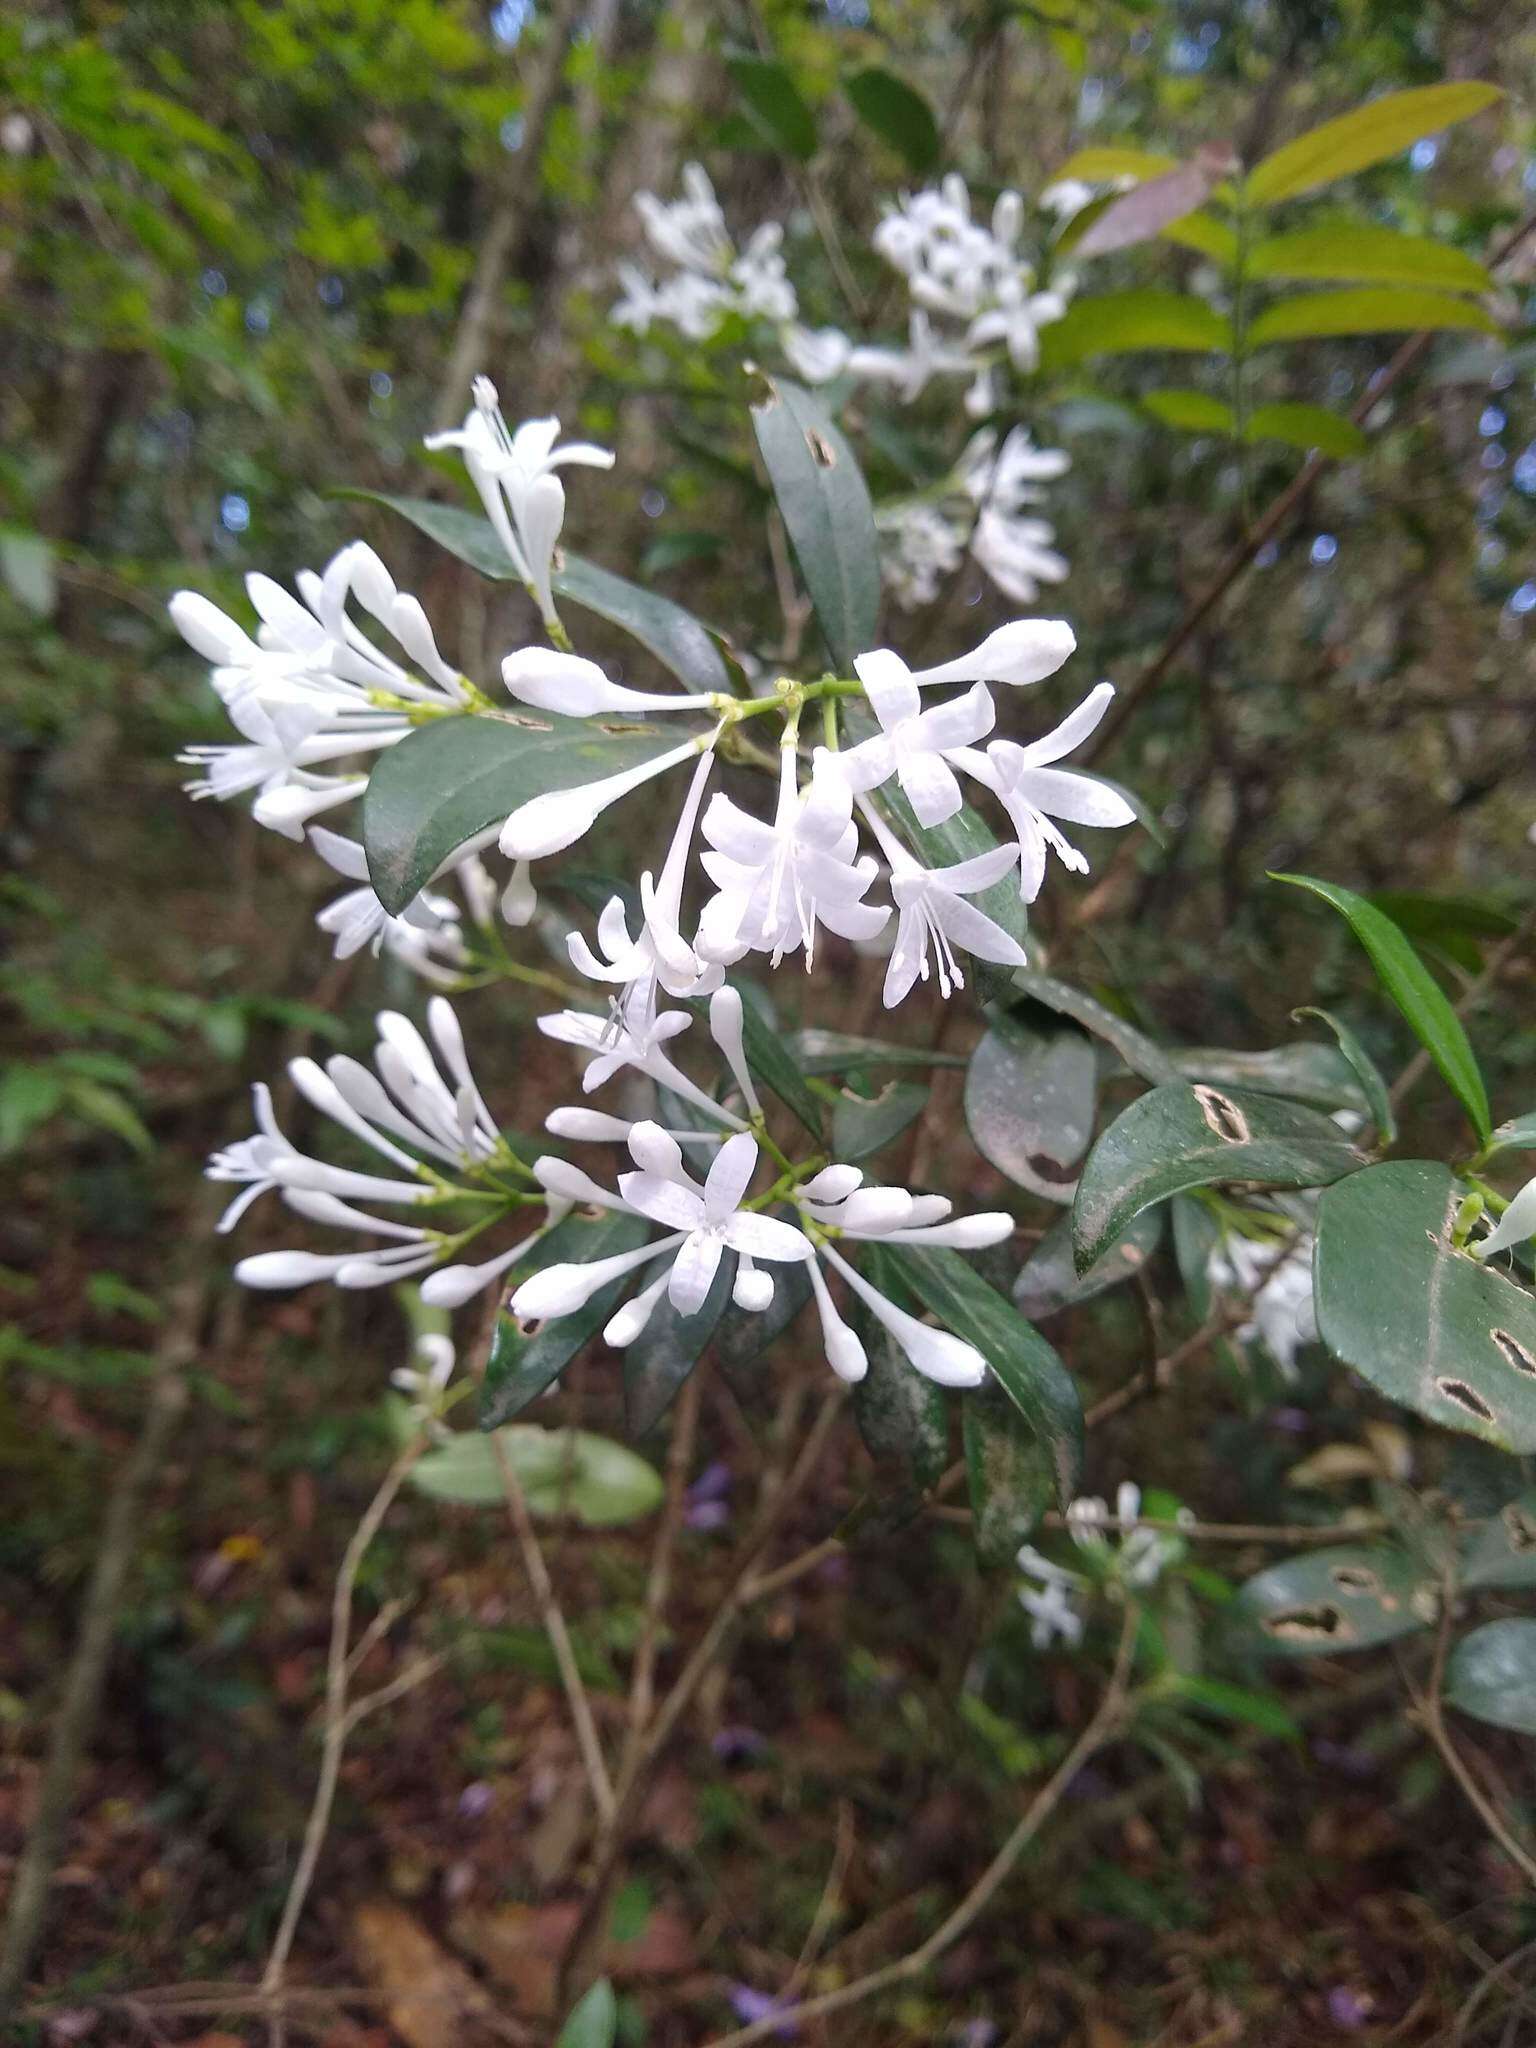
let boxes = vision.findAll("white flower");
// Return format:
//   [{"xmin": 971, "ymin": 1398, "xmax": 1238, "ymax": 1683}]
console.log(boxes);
[
  {"xmin": 538, "ymin": 984, "xmax": 745, "ymax": 1128},
  {"xmin": 1067, "ymin": 1479, "xmax": 1189, "ymax": 1588},
  {"xmin": 808, "ymin": 1239, "xmax": 988, "ymax": 1387},
  {"xmin": 309, "ymin": 828, "xmax": 468, "ymax": 978},
  {"xmin": 612, "ymin": 164, "xmax": 800, "ymax": 347},
  {"xmin": 966, "ymin": 278, "xmax": 1070, "ymax": 372},
  {"xmin": 501, "ymin": 647, "xmax": 715, "ymax": 718},
  {"xmin": 1477, "ymin": 1176, "xmax": 1536, "ymax": 1262},
  {"xmin": 839, "ymin": 652, "xmax": 994, "ymax": 827},
  {"xmin": 783, "ymin": 323, "xmax": 856, "ymax": 383},
  {"xmin": 878, "ymin": 502, "xmax": 965, "ymax": 609},
  {"xmin": 513, "ymin": 1125, "xmax": 809, "ymax": 1328},
  {"xmin": 424, "ymin": 380, "xmax": 614, "ymax": 624},
  {"xmin": 1016, "ymin": 1546, "xmax": 1087, "ymax": 1648},
  {"xmin": 841, "ymin": 311, "xmax": 978, "ymax": 403},
  {"xmin": 731, "ymin": 222, "xmax": 797, "ymax": 324},
  {"xmin": 698, "ymin": 747, "xmax": 888, "ymax": 970},
  {"xmin": 909, "ymin": 618, "xmax": 1076, "ymax": 690},
  {"xmin": 799, "ymin": 1172, "xmax": 1013, "ymax": 1249},
  {"xmin": 208, "ymin": 1001, "xmax": 536, "ymax": 1299},
  {"xmin": 1208, "ymin": 1228, "xmax": 1319, "ymax": 1377},
  {"xmin": 636, "ymin": 163, "xmax": 733, "ymax": 274},
  {"xmin": 961, "ymin": 682, "xmax": 1136, "ymax": 900},
  {"xmin": 500, "ymin": 729, "xmax": 716, "ymax": 861},
  {"xmin": 1039, "ymin": 178, "xmax": 1096, "ymax": 220},
  {"xmin": 391, "ymin": 1333, "xmax": 458, "ymax": 1435},
  {"xmin": 178, "ymin": 694, "xmax": 400, "ymax": 806},
  {"xmin": 854, "ymin": 796, "xmax": 1025, "ymax": 1005}
]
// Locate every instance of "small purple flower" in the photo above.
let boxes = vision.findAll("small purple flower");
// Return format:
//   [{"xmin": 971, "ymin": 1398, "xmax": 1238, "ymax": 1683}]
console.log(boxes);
[
  {"xmin": 686, "ymin": 1460, "xmax": 734, "ymax": 1531},
  {"xmin": 712, "ymin": 1723, "xmax": 767, "ymax": 1764},
  {"xmin": 686, "ymin": 1498, "xmax": 731, "ymax": 1532},
  {"xmin": 950, "ymin": 2023, "xmax": 1000, "ymax": 2048},
  {"xmin": 1326, "ymin": 1985, "xmax": 1371, "ymax": 2030},
  {"xmin": 688, "ymin": 1459, "xmax": 733, "ymax": 1503},
  {"xmin": 1270, "ymin": 1406, "xmax": 1310, "ymax": 1435},
  {"xmin": 727, "ymin": 1985, "xmax": 797, "ymax": 2037},
  {"xmin": 458, "ymin": 1780, "xmax": 494, "ymax": 1819}
]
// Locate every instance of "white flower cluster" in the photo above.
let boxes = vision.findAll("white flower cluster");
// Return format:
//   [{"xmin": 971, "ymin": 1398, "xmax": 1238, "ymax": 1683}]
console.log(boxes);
[
  {"xmin": 1017, "ymin": 1481, "xmax": 1190, "ymax": 1647},
  {"xmin": 608, "ymin": 164, "xmax": 1073, "ymax": 611},
  {"xmin": 1207, "ymin": 1227, "xmax": 1320, "ymax": 1379}
]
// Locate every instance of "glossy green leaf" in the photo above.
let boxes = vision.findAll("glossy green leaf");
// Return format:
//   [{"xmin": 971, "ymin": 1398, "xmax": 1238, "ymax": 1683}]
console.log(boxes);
[
  {"xmin": 703, "ymin": 982, "xmax": 822, "ymax": 1139},
  {"xmin": 751, "ymin": 375, "xmax": 878, "ymax": 672},
  {"xmin": 340, "ymin": 492, "xmax": 731, "ymax": 695},
  {"xmin": 882, "ymin": 1244, "xmax": 1083, "ymax": 1507},
  {"xmin": 1292, "ymin": 1006, "xmax": 1396, "ymax": 1142},
  {"xmin": 1073, "ymin": 1083, "xmax": 1364, "ymax": 1272},
  {"xmin": 362, "ymin": 709, "xmax": 679, "ymax": 916},
  {"xmin": 624, "ymin": 1252, "xmax": 735, "ymax": 1436},
  {"xmin": 1446, "ymin": 1618, "xmax": 1536, "ymax": 1734},
  {"xmin": 1272, "ymin": 873, "xmax": 1490, "ymax": 1142},
  {"xmin": 481, "ymin": 1212, "xmax": 651, "ymax": 1427},
  {"xmin": 1169, "ymin": 1039, "xmax": 1369, "ymax": 1114},
  {"xmin": 852, "ymin": 1246, "xmax": 950, "ymax": 1490},
  {"xmin": 1243, "ymin": 402, "xmax": 1367, "ymax": 458},
  {"xmin": 844, "ymin": 65, "xmax": 939, "ymax": 171},
  {"xmin": 1244, "ymin": 82, "xmax": 1501, "ymax": 206},
  {"xmin": 1042, "ymin": 290, "xmax": 1234, "ymax": 367},
  {"xmin": 833, "ymin": 1079, "xmax": 927, "ymax": 1162},
  {"xmin": 786, "ymin": 1028, "xmax": 969, "ymax": 1075},
  {"xmin": 1237, "ymin": 1544, "xmax": 1436, "ymax": 1657},
  {"xmin": 726, "ymin": 52, "xmax": 818, "ymax": 160},
  {"xmin": 1484, "ymin": 1114, "xmax": 1536, "ymax": 1162},
  {"xmin": 1462, "ymin": 1491, "xmax": 1536, "ymax": 1589},
  {"xmin": 964, "ymin": 1017, "xmax": 1097, "ymax": 1205},
  {"xmin": 1013, "ymin": 1205, "xmax": 1164, "ymax": 1320},
  {"xmin": 1172, "ymin": 1194, "xmax": 1219, "ymax": 1321},
  {"xmin": 1006, "ymin": 971, "xmax": 1179, "ymax": 1085},
  {"xmin": 963, "ymin": 1385, "xmax": 1052, "ymax": 1565},
  {"xmin": 557, "ymin": 1979, "xmax": 618, "ymax": 2048},
  {"xmin": 1249, "ymin": 221, "xmax": 1491, "ymax": 291},
  {"xmin": 1315, "ymin": 1161, "xmax": 1536, "ymax": 1452},
  {"xmin": 1249, "ymin": 287, "xmax": 1496, "ymax": 346},
  {"xmin": 1141, "ymin": 388, "xmax": 1236, "ymax": 434},
  {"xmin": 714, "ymin": 1249, "xmax": 811, "ymax": 1374},
  {"xmin": 411, "ymin": 1425, "xmax": 663, "ymax": 1525}
]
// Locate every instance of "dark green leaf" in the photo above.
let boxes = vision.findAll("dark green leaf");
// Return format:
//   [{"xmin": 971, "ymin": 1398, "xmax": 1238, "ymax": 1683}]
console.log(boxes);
[
  {"xmin": 481, "ymin": 1212, "xmax": 651, "ymax": 1427},
  {"xmin": 844, "ymin": 65, "xmax": 939, "ymax": 172},
  {"xmin": 963, "ymin": 1384, "xmax": 1053, "ymax": 1565},
  {"xmin": 1167, "ymin": 1673, "xmax": 1302, "ymax": 1739},
  {"xmin": 1242, "ymin": 402, "xmax": 1367, "ymax": 458},
  {"xmin": 1168, "ymin": 1039, "xmax": 1369, "ymax": 1114},
  {"xmin": 1249, "ymin": 288, "xmax": 1496, "ymax": 346},
  {"xmin": 1073, "ymin": 1083, "xmax": 1364, "ymax": 1273},
  {"xmin": 1463, "ymin": 1491, "xmax": 1536, "ymax": 1589},
  {"xmin": 852, "ymin": 1245, "xmax": 950, "ymax": 1489},
  {"xmin": 1272, "ymin": 873, "xmax": 1490, "ymax": 1141},
  {"xmin": 340, "ymin": 492, "xmax": 731, "ymax": 694},
  {"xmin": 1244, "ymin": 82, "xmax": 1501, "ymax": 206},
  {"xmin": 1314, "ymin": 1161, "xmax": 1536, "ymax": 1452},
  {"xmin": 726, "ymin": 51, "xmax": 818, "ymax": 160},
  {"xmin": 1236, "ymin": 1545, "xmax": 1436, "ymax": 1656},
  {"xmin": 750, "ymin": 375, "xmax": 879, "ymax": 672},
  {"xmin": 1446, "ymin": 1618, "xmax": 1536, "ymax": 1734},
  {"xmin": 787, "ymin": 1028, "xmax": 968, "ymax": 1075},
  {"xmin": 1172, "ymin": 1194, "xmax": 1219, "ymax": 1321},
  {"xmin": 1292, "ymin": 1006, "xmax": 1396, "ymax": 1142},
  {"xmin": 965, "ymin": 1016, "xmax": 1097, "ymax": 1204},
  {"xmin": 362, "ymin": 710, "xmax": 680, "ymax": 916},
  {"xmin": 1006, "ymin": 970, "xmax": 1179, "ymax": 1084},
  {"xmin": 833, "ymin": 1080, "xmax": 927, "ymax": 1162},
  {"xmin": 624, "ymin": 1251, "xmax": 735, "ymax": 1436},
  {"xmin": 883, "ymin": 1245, "xmax": 1083, "ymax": 1507},
  {"xmin": 1484, "ymin": 1114, "xmax": 1536, "ymax": 1162},
  {"xmin": 1013, "ymin": 1206, "xmax": 1164, "ymax": 1319}
]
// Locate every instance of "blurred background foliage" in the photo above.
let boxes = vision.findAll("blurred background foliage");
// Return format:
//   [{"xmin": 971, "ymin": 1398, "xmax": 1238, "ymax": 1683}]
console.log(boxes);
[{"xmin": 3, "ymin": 0, "xmax": 1536, "ymax": 2040}]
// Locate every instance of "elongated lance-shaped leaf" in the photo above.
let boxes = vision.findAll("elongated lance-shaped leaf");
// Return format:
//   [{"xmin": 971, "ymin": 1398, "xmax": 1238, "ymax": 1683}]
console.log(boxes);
[
  {"xmin": 1237, "ymin": 1545, "xmax": 1438, "ymax": 1657},
  {"xmin": 1006, "ymin": 970, "xmax": 1179, "ymax": 1084},
  {"xmin": 844, "ymin": 65, "xmax": 939, "ymax": 172},
  {"xmin": 1314, "ymin": 1161, "xmax": 1536, "ymax": 1453},
  {"xmin": 749, "ymin": 375, "xmax": 880, "ymax": 672},
  {"xmin": 880, "ymin": 1244, "xmax": 1083, "ymax": 1508},
  {"xmin": 1040, "ymin": 290, "xmax": 1235, "ymax": 368},
  {"xmin": 1141, "ymin": 389, "xmax": 1236, "ymax": 434},
  {"xmin": 1249, "ymin": 221, "xmax": 1492, "ymax": 291},
  {"xmin": 1244, "ymin": 81, "xmax": 1501, "ymax": 207},
  {"xmin": 726, "ymin": 50, "xmax": 817, "ymax": 159},
  {"xmin": 963, "ymin": 1384, "xmax": 1053, "ymax": 1565},
  {"xmin": 481, "ymin": 1211, "xmax": 652, "ymax": 1428},
  {"xmin": 362, "ymin": 708, "xmax": 683, "ymax": 915},
  {"xmin": 1168, "ymin": 1038, "xmax": 1369, "ymax": 1114},
  {"xmin": 623, "ymin": 1251, "xmax": 736, "ymax": 1437},
  {"xmin": 1073, "ymin": 1082, "xmax": 1365, "ymax": 1272},
  {"xmin": 1272, "ymin": 873, "xmax": 1491, "ymax": 1142},
  {"xmin": 1249, "ymin": 288, "xmax": 1496, "ymax": 346},
  {"xmin": 1242, "ymin": 403, "xmax": 1366, "ymax": 458},
  {"xmin": 833, "ymin": 1079, "xmax": 927, "ymax": 1163},
  {"xmin": 338, "ymin": 490, "xmax": 731, "ymax": 695},
  {"xmin": 557, "ymin": 1980, "xmax": 619, "ymax": 2048},
  {"xmin": 1291, "ymin": 1006, "xmax": 1396, "ymax": 1142},
  {"xmin": 1014, "ymin": 1205, "xmax": 1164, "ymax": 1320},
  {"xmin": 851, "ymin": 1245, "xmax": 950, "ymax": 1491}
]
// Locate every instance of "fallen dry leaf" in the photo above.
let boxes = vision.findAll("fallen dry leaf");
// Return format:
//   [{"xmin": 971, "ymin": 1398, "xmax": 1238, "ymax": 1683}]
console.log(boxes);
[{"xmin": 350, "ymin": 1898, "xmax": 498, "ymax": 2048}]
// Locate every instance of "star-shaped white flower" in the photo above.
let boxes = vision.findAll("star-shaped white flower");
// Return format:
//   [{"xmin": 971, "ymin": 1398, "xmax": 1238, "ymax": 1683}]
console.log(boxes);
[
  {"xmin": 962, "ymin": 682, "xmax": 1137, "ymax": 900},
  {"xmin": 839, "ymin": 651, "xmax": 994, "ymax": 827}
]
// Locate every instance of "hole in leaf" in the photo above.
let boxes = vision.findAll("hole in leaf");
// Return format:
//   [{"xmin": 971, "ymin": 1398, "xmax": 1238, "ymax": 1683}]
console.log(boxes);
[
  {"xmin": 515, "ymin": 1315, "xmax": 544, "ymax": 1339},
  {"xmin": 1329, "ymin": 1564, "xmax": 1380, "ymax": 1596},
  {"xmin": 1266, "ymin": 1603, "xmax": 1352, "ymax": 1643},
  {"xmin": 1193, "ymin": 1085, "xmax": 1250, "ymax": 1144},
  {"xmin": 577, "ymin": 1204, "xmax": 606, "ymax": 1223},
  {"xmin": 1491, "ymin": 1329, "xmax": 1536, "ymax": 1378},
  {"xmin": 597, "ymin": 720, "xmax": 650, "ymax": 736},
  {"xmin": 806, "ymin": 429, "xmax": 837, "ymax": 468},
  {"xmin": 505, "ymin": 713, "xmax": 554, "ymax": 731},
  {"xmin": 1025, "ymin": 1151, "xmax": 1078, "ymax": 1186},
  {"xmin": 1436, "ymin": 1377, "xmax": 1496, "ymax": 1424},
  {"xmin": 1501, "ymin": 1503, "xmax": 1536, "ymax": 1553}
]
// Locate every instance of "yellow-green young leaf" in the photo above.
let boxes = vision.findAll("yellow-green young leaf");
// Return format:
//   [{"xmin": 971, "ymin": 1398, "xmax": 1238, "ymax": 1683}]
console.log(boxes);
[
  {"xmin": 1040, "ymin": 290, "xmax": 1233, "ymax": 367},
  {"xmin": 1245, "ymin": 81, "xmax": 1502, "ymax": 206},
  {"xmin": 1271, "ymin": 872, "xmax": 1491, "ymax": 1142},
  {"xmin": 1243, "ymin": 402, "xmax": 1367, "ymax": 457},
  {"xmin": 1050, "ymin": 146, "xmax": 1178, "ymax": 185},
  {"xmin": 1250, "ymin": 221, "xmax": 1492, "ymax": 292},
  {"xmin": 1249, "ymin": 287, "xmax": 1497, "ymax": 346},
  {"xmin": 1142, "ymin": 388, "xmax": 1236, "ymax": 433},
  {"xmin": 1160, "ymin": 211, "xmax": 1241, "ymax": 264}
]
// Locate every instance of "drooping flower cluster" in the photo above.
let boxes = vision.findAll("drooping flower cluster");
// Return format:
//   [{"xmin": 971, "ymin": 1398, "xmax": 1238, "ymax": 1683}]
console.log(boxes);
[
  {"xmin": 607, "ymin": 163, "xmax": 1074, "ymax": 609},
  {"xmin": 1017, "ymin": 1481, "xmax": 1191, "ymax": 1646},
  {"xmin": 1207, "ymin": 1225, "xmax": 1320, "ymax": 1379}
]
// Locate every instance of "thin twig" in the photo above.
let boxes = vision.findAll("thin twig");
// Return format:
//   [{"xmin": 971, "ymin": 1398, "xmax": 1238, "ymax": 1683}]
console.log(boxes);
[
  {"xmin": 781, "ymin": 1798, "xmax": 855, "ymax": 2002},
  {"xmin": 1086, "ymin": 206, "xmax": 1536, "ymax": 766},
  {"xmin": 703, "ymin": 1603, "xmax": 1140, "ymax": 2047}
]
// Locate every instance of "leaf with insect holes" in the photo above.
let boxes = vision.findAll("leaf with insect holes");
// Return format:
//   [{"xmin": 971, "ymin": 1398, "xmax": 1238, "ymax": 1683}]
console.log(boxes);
[
  {"xmin": 362, "ymin": 710, "xmax": 682, "ymax": 916},
  {"xmin": 750, "ymin": 375, "xmax": 879, "ymax": 672},
  {"xmin": 1272, "ymin": 874, "xmax": 1491, "ymax": 1142},
  {"xmin": 1073, "ymin": 1083, "xmax": 1365, "ymax": 1273},
  {"xmin": 1244, "ymin": 81, "xmax": 1501, "ymax": 207},
  {"xmin": 1237, "ymin": 1544, "xmax": 1437, "ymax": 1657},
  {"xmin": 1463, "ymin": 1490, "xmax": 1536, "ymax": 1589},
  {"xmin": 833, "ymin": 1080, "xmax": 927, "ymax": 1163},
  {"xmin": 340, "ymin": 491, "xmax": 730, "ymax": 694},
  {"xmin": 1314, "ymin": 1161, "xmax": 1536, "ymax": 1453}
]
